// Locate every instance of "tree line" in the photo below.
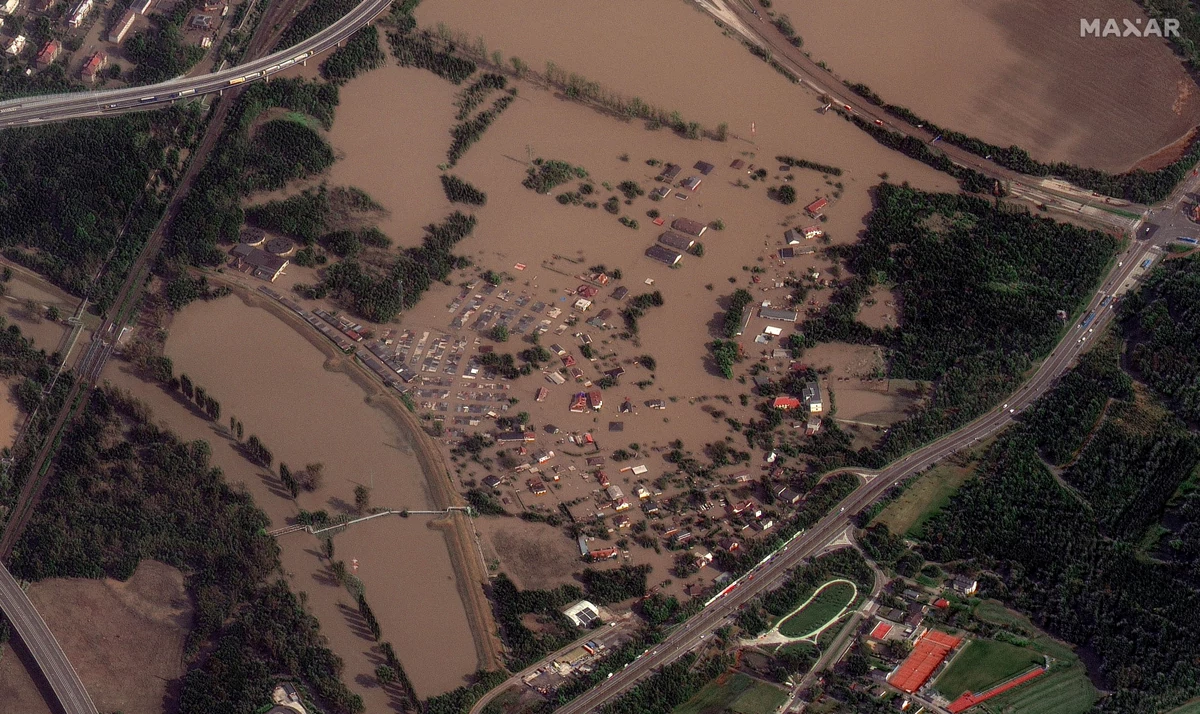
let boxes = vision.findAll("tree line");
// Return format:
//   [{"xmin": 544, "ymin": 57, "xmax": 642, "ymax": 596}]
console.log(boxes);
[
  {"xmin": 846, "ymin": 80, "xmax": 1199, "ymax": 203},
  {"xmin": 320, "ymin": 26, "xmax": 386, "ymax": 85}
]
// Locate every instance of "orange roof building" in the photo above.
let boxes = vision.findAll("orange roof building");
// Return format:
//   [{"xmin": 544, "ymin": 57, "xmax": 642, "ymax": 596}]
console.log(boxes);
[{"xmin": 887, "ymin": 630, "xmax": 963, "ymax": 693}]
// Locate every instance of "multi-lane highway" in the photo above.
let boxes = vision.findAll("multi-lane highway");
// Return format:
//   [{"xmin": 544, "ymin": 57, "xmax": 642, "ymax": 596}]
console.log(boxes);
[
  {"xmin": 0, "ymin": 0, "xmax": 392, "ymax": 129},
  {"xmin": 0, "ymin": 564, "xmax": 98, "ymax": 714},
  {"xmin": 554, "ymin": 226, "xmax": 1174, "ymax": 711}
]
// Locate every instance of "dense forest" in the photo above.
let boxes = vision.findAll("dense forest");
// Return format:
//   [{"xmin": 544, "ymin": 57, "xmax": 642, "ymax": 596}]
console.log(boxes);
[
  {"xmin": 320, "ymin": 26, "xmax": 386, "ymax": 85},
  {"xmin": 919, "ymin": 256, "xmax": 1200, "ymax": 712},
  {"xmin": 791, "ymin": 184, "xmax": 1117, "ymax": 469},
  {"xmin": 9, "ymin": 387, "xmax": 362, "ymax": 712},
  {"xmin": 1120, "ymin": 253, "xmax": 1200, "ymax": 424},
  {"xmin": 166, "ymin": 79, "xmax": 341, "ymax": 266},
  {"xmin": 0, "ymin": 319, "xmax": 72, "ymax": 520},
  {"xmin": 0, "ymin": 108, "xmax": 200, "ymax": 309},
  {"xmin": 489, "ymin": 573, "xmax": 582, "ymax": 668}
]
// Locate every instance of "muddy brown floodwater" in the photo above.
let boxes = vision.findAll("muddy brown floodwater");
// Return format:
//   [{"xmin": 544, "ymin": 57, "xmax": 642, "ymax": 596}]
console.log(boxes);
[
  {"xmin": 768, "ymin": 0, "xmax": 1200, "ymax": 172},
  {"xmin": 103, "ymin": 294, "xmax": 479, "ymax": 702}
]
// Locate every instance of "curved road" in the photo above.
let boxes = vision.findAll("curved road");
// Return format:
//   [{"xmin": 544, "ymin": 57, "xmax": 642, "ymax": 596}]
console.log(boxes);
[
  {"xmin": 554, "ymin": 236, "xmax": 1163, "ymax": 712},
  {"xmin": 0, "ymin": 565, "xmax": 97, "ymax": 714},
  {"xmin": 0, "ymin": 0, "xmax": 392, "ymax": 129}
]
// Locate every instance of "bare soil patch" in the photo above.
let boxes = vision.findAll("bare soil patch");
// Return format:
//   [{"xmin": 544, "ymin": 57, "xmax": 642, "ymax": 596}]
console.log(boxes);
[{"xmin": 2, "ymin": 561, "xmax": 192, "ymax": 714}]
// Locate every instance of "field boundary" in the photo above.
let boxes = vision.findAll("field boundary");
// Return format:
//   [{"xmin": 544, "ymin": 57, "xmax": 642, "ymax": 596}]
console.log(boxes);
[{"xmin": 771, "ymin": 579, "xmax": 857, "ymax": 642}]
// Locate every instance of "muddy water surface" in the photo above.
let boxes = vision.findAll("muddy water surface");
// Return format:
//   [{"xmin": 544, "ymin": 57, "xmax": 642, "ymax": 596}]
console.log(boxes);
[{"xmin": 104, "ymin": 294, "xmax": 478, "ymax": 699}]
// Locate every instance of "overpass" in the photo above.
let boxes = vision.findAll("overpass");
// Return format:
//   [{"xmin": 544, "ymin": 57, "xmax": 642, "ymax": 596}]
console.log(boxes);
[
  {"xmin": 0, "ymin": 564, "xmax": 98, "ymax": 714},
  {"xmin": 0, "ymin": 0, "xmax": 393, "ymax": 129}
]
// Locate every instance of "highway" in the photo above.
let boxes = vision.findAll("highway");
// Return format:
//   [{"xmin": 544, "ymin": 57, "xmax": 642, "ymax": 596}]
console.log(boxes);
[
  {"xmin": 554, "ymin": 210, "xmax": 1187, "ymax": 711},
  {"xmin": 0, "ymin": 0, "xmax": 392, "ymax": 129},
  {"xmin": 0, "ymin": 565, "xmax": 98, "ymax": 714}
]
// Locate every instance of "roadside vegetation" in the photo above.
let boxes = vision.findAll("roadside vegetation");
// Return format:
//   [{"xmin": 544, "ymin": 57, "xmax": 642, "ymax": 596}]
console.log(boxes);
[
  {"xmin": 786, "ymin": 184, "xmax": 1117, "ymax": 470},
  {"xmin": 320, "ymin": 26, "xmax": 386, "ymax": 85},
  {"xmin": 124, "ymin": 1, "xmax": 206, "ymax": 84},
  {"xmin": 915, "ymin": 256, "xmax": 1200, "ymax": 713}
]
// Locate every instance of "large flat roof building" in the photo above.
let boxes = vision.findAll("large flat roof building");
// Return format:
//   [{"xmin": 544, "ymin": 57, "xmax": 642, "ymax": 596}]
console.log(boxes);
[
  {"xmin": 230, "ymin": 244, "xmax": 288, "ymax": 282},
  {"xmin": 670, "ymin": 217, "xmax": 707, "ymax": 237},
  {"xmin": 657, "ymin": 231, "xmax": 695, "ymax": 251},
  {"xmin": 645, "ymin": 245, "xmax": 682, "ymax": 267}
]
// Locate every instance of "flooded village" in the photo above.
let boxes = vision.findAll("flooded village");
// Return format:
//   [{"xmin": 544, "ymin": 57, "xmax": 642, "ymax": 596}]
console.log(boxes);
[{"xmin": 0, "ymin": 0, "xmax": 1197, "ymax": 711}]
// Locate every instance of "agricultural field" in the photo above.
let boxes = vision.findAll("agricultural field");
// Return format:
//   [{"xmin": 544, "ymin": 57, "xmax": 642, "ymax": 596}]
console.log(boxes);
[
  {"xmin": 934, "ymin": 639, "xmax": 1043, "ymax": 699},
  {"xmin": 673, "ymin": 672, "xmax": 788, "ymax": 714},
  {"xmin": 777, "ymin": 580, "xmax": 855, "ymax": 638}
]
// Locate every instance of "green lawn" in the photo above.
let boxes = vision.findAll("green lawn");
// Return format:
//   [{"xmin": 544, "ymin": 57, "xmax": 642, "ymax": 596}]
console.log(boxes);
[
  {"xmin": 873, "ymin": 461, "xmax": 977, "ymax": 537},
  {"xmin": 777, "ymin": 581, "xmax": 855, "ymax": 638},
  {"xmin": 967, "ymin": 600, "xmax": 1099, "ymax": 714},
  {"xmin": 933, "ymin": 639, "xmax": 1042, "ymax": 699},
  {"xmin": 673, "ymin": 673, "xmax": 787, "ymax": 714},
  {"xmin": 979, "ymin": 664, "xmax": 1097, "ymax": 714},
  {"xmin": 1165, "ymin": 698, "xmax": 1200, "ymax": 714}
]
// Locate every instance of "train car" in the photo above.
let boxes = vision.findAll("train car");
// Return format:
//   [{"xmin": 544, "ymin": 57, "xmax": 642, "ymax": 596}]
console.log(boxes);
[
  {"xmin": 1080, "ymin": 311, "xmax": 1096, "ymax": 329},
  {"xmin": 266, "ymin": 64, "xmax": 281, "ymax": 73},
  {"xmin": 138, "ymin": 96, "xmax": 157, "ymax": 103}
]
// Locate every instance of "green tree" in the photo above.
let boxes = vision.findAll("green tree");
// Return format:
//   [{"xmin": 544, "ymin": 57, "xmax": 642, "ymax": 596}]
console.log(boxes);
[{"xmin": 354, "ymin": 484, "xmax": 371, "ymax": 513}]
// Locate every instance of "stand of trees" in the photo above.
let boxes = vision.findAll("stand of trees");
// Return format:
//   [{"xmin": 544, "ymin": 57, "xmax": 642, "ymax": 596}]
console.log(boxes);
[
  {"xmin": 320, "ymin": 26, "xmax": 386, "ymax": 84},
  {"xmin": 489, "ymin": 573, "xmax": 583, "ymax": 668},
  {"xmin": 454, "ymin": 72, "xmax": 507, "ymax": 120},
  {"xmin": 792, "ymin": 184, "xmax": 1116, "ymax": 469},
  {"xmin": 580, "ymin": 564, "xmax": 651, "ymax": 604},
  {"xmin": 722, "ymin": 288, "xmax": 752, "ymax": 338},
  {"xmin": 1120, "ymin": 253, "xmax": 1200, "ymax": 423},
  {"xmin": 124, "ymin": 1, "xmax": 205, "ymax": 84},
  {"xmin": 0, "ymin": 109, "xmax": 198, "ymax": 310},
  {"xmin": 597, "ymin": 653, "xmax": 731, "ymax": 714},
  {"xmin": 274, "ymin": 0, "xmax": 358, "ymax": 49},
  {"xmin": 167, "ymin": 79, "xmax": 341, "ymax": 266},
  {"xmin": 304, "ymin": 211, "xmax": 476, "ymax": 322},
  {"xmin": 447, "ymin": 91, "xmax": 516, "ymax": 166},
  {"xmin": 246, "ymin": 118, "xmax": 335, "ymax": 191},
  {"xmin": 523, "ymin": 158, "xmax": 589, "ymax": 194},
  {"xmin": 440, "ymin": 174, "xmax": 488, "ymax": 205},
  {"xmin": 387, "ymin": 9, "xmax": 478, "ymax": 86},
  {"xmin": 776, "ymin": 154, "xmax": 842, "ymax": 176}
]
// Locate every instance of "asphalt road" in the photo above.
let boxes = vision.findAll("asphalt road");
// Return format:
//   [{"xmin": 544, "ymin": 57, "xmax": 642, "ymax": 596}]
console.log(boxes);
[
  {"xmin": 0, "ymin": 564, "xmax": 98, "ymax": 714},
  {"xmin": 0, "ymin": 0, "xmax": 392, "ymax": 129},
  {"xmin": 554, "ymin": 227, "xmax": 1175, "ymax": 712}
]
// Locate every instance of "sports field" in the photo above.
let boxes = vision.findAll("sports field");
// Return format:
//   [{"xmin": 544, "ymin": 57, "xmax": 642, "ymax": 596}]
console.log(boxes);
[
  {"xmin": 977, "ymin": 663, "xmax": 1096, "ymax": 714},
  {"xmin": 957, "ymin": 599, "xmax": 1100, "ymax": 713},
  {"xmin": 673, "ymin": 673, "xmax": 788, "ymax": 714},
  {"xmin": 777, "ymin": 580, "xmax": 855, "ymax": 638},
  {"xmin": 934, "ymin": 639, "xmax": 1042, "ymax": 699}
]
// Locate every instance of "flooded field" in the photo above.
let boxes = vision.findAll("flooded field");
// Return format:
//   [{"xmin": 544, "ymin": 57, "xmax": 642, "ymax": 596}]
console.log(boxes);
[
  {"xmin": 282, "ymin": 1, "xmax": 967, "ymax": 605},
  {"xmin": 768, "ymin": 0, "xmax": 1200, "ymax": 172},
  {"xmin": 0, "ymin": 561, "xmax": 190, "ymax": 714},
  {"xmin": 103, "ymin": 293, "xmax": 479, "ymax": 700}
]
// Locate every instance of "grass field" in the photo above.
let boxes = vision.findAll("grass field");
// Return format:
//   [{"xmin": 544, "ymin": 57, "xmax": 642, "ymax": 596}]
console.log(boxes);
[
  {"xmin": 1164, "ymin": 698, "xmax": 1200, "ymax": 714},
  {"xmin": 873, "ymin": 461, "xmax": 977, "ymax": 537},
  {"xmin": 978, "ymin": 664, "xmax": 1096, "ymax": 714},
  {"xmin": 673, "ymin": 673, "xmax": 788, "ymax": 714},
  {"xmin": 933, "ymin": 639, "xmax": 1043, "ymax": 699},
  {"xmin": 969, "ymin": 599, "xmax": 1099, "ymax": 714},
  {"xmin": 778, "ymin": 581, "xmax": 855, "ymax": 638}
]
